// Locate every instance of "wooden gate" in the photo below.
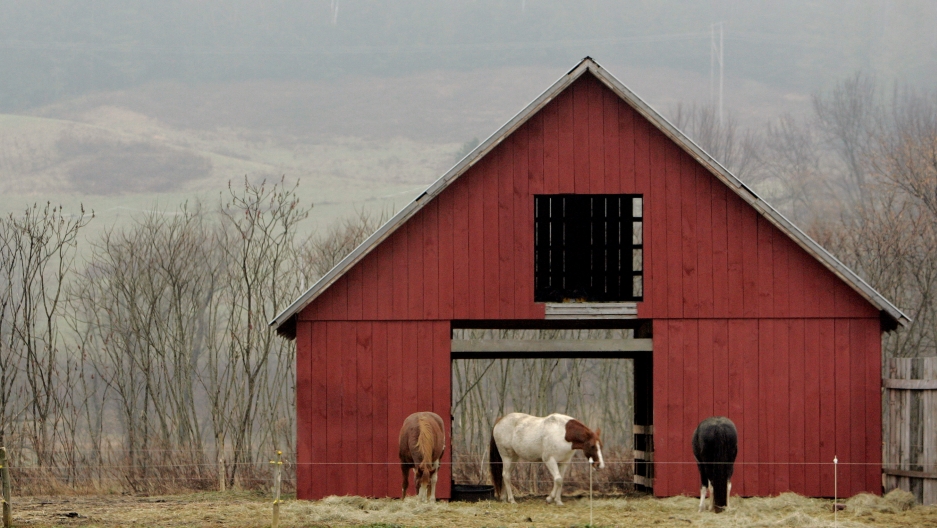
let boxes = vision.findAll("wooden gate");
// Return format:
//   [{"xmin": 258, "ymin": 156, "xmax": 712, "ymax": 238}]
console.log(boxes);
[{"xmin": 884, "ymin": 357, "xmax": 937, "ymax": 504}]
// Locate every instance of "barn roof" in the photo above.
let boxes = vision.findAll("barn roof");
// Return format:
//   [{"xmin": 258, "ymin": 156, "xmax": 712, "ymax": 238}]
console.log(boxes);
[{"xmin": 271, "ymin": 57, "xmax": 910, "ymax": 339}]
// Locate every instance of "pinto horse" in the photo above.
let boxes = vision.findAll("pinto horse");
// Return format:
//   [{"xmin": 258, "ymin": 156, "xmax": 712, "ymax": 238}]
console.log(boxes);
[
  {"xmin": 490, "ymin": 412, "xmax": 604, "ymax": 506},
  {"xmin": 398, "ymin": 411, "xmax": 445, "ymax": 502},
  {"xmin": 692, "ymin": 416, "xmax": 738, "ymax": 513}
]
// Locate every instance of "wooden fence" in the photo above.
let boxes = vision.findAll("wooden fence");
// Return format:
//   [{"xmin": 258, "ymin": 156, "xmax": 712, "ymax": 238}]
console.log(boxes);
[{"xmin": 884, "ymin": 356, "xmax": 937, "ymax": 504}]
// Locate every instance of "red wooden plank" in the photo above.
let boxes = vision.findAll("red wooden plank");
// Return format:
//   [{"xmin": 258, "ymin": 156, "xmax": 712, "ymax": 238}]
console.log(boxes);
[
  {"xmin": 407, "ymin": 215, "xmax": 425, "ymax": 320},
  {"xmin": 514, "ymin": 126, "xmax": 533, "ymax": 318},
  {"xmin": 666, "ymin": 320, "xmax": 685, "ymax": 495},
  {"xmin": 740, "ymin": 203, "xmax": 759, "ymax": 318},
  {"xmin": 329, "ymin": 278, "xmax": 349, "ymax": 320},
  {"xmin": 725, "ymin": 193, "xmax": 744, "ymax": 318},
  {"xmin": 664, "ymin": 136, "xmax": 683, "ymax": 317},
  {"xmin": 468, "ymin": 164, "xmax": 486, "ymax": 318},
  {"xmin": 361, "ymin": 247, "xmax": 378, "ymax": 320},
  {"xmin": 483, "ymin": 153, "xmax": 501, "ymax": 318},
  {"xmin": 818, "ymin": 319, "xmax": 836, "ymax": 496},
  {"xmin": 341, "ymin": 322, "xmax": 359, "ymax": 495},
  {"xmin": 542, "ymin": 96, "xmax": 560, "ymax": 194},
  {"xmin": 452, "ymin": 179, "xmax": 470, "ymax": 319},
  {"xmin": 386, "ymin": 322, "xmax": 404, "ymax": 497},
  {"xmin": 741, "ymin": 319, "xmax": 760, "ymax": 495},
  {"xmin": 727, "ymin": 320, "xmax": 747, "ymax": 495},
  {"xmin": 423, "ymin": 200, "xmax": 440, "ymax": 320},
  {"xmin": 498, "ymin": 139, "xmax": 515, "ymax": 319},
  {"xmin": 712, "ymin": 319, "xmax": 729, "ymax": 416},
  {"xmin": 757, "ymin": 320, "xmax": 773, "ymax": 496},
  {"xmin": 652, "ymin": 319, "xmax": 670, "ymax": 496},
  {"xmin": 402, "ymin": 322, "xmax": 420, "ymax": 416},
  {"xmin": 772, "ymin": 230, "xmax": 790, "ymax": 318},
  {"xmin": 432, "ymin": 322, "xmax": 452, "ymax": 499},
  {"xmin": 849, "ymin": 319, "xmax": 867, "ymax": 496},
  {"xmin": 309, "ymin": 323, "xmax": 330, "ymax": 498},
  {"xmin": 371, "ymin": 323, "xmax": 389, "ymax": 497},
  {"xmin": 698, "ymin": 320, "xmax": 715, "ymax": 420},
  {"xmin": 603, "ymin": 87, "xmax": 620, "ymax": 194},
  {"xmin": 573, "ymin": 79, "xmax": 590, "ymax": 193},
  {"xmin": 401, "ymin": 323, "xmax": 419, "ymax": 496},
  {"xmin": 376, "ymin": 242, "xmax": 395, "ymax": 320},
  {"xmin": 788, "ymin": 319, "xmax": 806, "ymax": 495},
  {"xmin": 757, "ymin": 217, "xmax": 774, "ymax": 318},
  {"xmin": 347, "ymin": 265, "xmax": 363, "ymax": 321},
  {"xmin": 710, "ymin": 183, "xmax": 729, "ymax": 317},
  {"xmin": 438, "ymin": 190, "xmax": 455, "ymax": 320},
  {"xmin": 618, "ymin": 96, "xmax": 635, "ymax": 194},
  {"xmin": 681, "ymin": 153, "xmax": 699, "ymax": 318},
  {"xmin": 325, "ymin": 322, "xmax": 344, "ymax": 495},
  {"xmin": 834, "ymin": 319, "xmax": 852, "ymax": 494},
  {"xmin": 787, "ymin": 240, "xmax": 806, "ymax": 318},
  {"xmin": 417, "ymin": 323, "xmax": 434, "ymax": 411},
  {"xmin": 557, "ymin": 88, "xmax": 575, "ymax": 194},
  {"xmin": 775, "ymin": 320, "xmax": 791, "ymax": 493},
  {"xmin": 392, "ymin": 227, "xmax": 409, "ymax": 318},
  {"xmin": 295, "ymin": 321, "xmax": 314, "ymax": 498},
  {"xmin": 814, "ymin": 265, "xmax": 836, "ymax": 320},
  {"xmin": 682, "ymin": 320, "xmax": 700, "ymax": 490},
  {"xmin": 803, "ymin": 319, "xmax": 822, "ymax": 497},
  {"xmin": 588, "ymin": 76, "xmax": 605, "ymax": 193},
  {"xmin": 528, "ymin": 112, "xmax": 544, "ymax": 195},
  {"xmin": 356, "ymin": 323, "xmax": 374, "ymax": 497},
  {"xmin": 696, "ymin": 167, "xmax": 714, "ymax": 318},
  {"xmin": 863, "ymin": 319, "xmax": 882, "ymax": 493}
]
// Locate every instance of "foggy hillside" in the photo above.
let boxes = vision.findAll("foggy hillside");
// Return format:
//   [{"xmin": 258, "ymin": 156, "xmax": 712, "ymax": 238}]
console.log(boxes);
[{"xmin": 0, "ymin": 0, "xmax": 935, "ymax": 230}]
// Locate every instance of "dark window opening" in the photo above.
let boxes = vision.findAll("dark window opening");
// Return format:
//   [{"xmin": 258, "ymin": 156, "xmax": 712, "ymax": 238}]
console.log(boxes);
[{"xmin": 534, "ymin": 194, "xmax": 644, "ymax": 302}]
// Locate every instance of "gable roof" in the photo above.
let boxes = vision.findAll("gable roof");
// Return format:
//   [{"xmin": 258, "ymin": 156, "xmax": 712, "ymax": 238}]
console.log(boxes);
[{"xmin": 271, "ymin": 57, "xmax": 910, "ymax": 338}]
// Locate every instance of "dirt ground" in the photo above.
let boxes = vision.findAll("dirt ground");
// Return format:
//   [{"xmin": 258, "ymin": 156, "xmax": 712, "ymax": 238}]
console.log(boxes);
[{"xmin": 8, "ymin": 489, "xmax": 937, "ymax": 527}]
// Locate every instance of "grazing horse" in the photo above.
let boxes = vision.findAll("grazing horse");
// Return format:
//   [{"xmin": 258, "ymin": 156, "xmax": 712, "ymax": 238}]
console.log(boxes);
[
  {"xmin": 490, "ymin": 412, "xmax": 604, "ymax": 506},
  {"xmin": 692, "ymin": 416, "xmax": 738, "ymax": 513},
  {"xmin": 398, "ymin": 411, "xmax": 445, "ymax": 502}
]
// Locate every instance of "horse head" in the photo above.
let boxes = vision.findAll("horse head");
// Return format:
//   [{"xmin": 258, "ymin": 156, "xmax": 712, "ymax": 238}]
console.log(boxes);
[{"xmin": 565, "ymin": 420, "xmax": 605, "ymax": 469}]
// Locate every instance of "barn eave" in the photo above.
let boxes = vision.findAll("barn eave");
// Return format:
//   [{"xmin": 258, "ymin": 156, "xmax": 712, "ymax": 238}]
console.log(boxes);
[{"xmin": 270, "ymin": 57, "xmax": 910, "ymax": 340}]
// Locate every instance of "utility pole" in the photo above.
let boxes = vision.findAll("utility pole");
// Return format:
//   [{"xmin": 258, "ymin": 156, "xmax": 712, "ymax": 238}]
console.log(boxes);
[{"xmin": 710, "ymin": 22, "xmax": 724, "ymax": 127}]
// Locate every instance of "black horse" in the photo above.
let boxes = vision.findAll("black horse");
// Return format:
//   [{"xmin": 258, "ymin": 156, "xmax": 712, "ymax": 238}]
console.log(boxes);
[{"xmin": 691, "ymin": 416, "xmax": 738, "ymax": 513}]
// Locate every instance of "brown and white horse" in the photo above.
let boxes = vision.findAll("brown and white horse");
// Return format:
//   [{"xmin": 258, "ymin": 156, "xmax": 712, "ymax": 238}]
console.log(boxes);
[
  {"xmin": 398, "ymin": 411, "xmax": 445, "ymax": 502},
  {"xmin": 490, "ymin": 412, "xmax": 604, "ymax": 506}
]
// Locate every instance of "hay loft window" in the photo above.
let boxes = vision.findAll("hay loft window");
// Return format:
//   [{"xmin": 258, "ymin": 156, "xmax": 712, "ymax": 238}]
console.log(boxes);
[{"xmin": 534, "ymin": 194, "xmax": 643, "ymax": 302}]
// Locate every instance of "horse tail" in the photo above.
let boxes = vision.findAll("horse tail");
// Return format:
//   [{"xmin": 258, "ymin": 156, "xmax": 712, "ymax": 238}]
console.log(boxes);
[
  {"xmin": 489, "ymin": 430, "xmax": 503, "ymax": 497},
  {"xmin": 416, "ymin": 417, "xmax": 436, "ymax": 472}
]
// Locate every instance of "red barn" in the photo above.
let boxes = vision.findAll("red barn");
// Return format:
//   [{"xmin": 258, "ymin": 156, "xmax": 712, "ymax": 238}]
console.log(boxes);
[{"xmin": 272, "ymin": 58, "xmax": 908, "ymax": 500}]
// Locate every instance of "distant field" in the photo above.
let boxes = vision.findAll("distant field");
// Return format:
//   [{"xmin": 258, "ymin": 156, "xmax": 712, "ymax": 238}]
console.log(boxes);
[
  {"xmin": 10, "ymin": 490, "xmax": 934, "ymax": 527},
  {"xmin": 0, "ymin": 63, "xmax": 807, "ymax": 241}
]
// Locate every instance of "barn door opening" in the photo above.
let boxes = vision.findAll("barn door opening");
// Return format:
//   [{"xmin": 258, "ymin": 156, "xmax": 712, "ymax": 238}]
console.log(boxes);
[{"xmin": 450, "ymin": 324, "xmax": 653, "ymax": 496}]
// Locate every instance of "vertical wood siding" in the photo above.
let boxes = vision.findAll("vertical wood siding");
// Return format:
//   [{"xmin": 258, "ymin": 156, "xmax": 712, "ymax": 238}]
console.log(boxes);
[
  {"xmin": 296, "ymin": 72, "xmax": 885, "ymax": 499},
  {"xmin": 295, "ymin": 320, "xmax": 451, "ymax": 500}
]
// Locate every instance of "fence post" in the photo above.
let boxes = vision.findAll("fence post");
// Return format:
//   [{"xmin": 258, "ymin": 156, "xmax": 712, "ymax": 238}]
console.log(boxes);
[
  {"xmin": 1, "ymin": 447, "xmax": 11, "ymax": 528},
  {"xmin": 270, "ymin": 450, "xmax": 282, "ymax": 528}
]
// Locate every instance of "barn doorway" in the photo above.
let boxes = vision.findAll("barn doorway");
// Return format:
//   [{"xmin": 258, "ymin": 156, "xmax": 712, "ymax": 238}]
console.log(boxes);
[{"xmin": 450, "ymin": 321, "xmax": 653, "ymax": 497}]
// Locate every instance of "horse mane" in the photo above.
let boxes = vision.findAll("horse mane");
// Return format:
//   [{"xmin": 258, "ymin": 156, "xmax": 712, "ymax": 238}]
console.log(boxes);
[{"xmin": 416, "ymin": 416, "xmax": 436, "ymax": 470}]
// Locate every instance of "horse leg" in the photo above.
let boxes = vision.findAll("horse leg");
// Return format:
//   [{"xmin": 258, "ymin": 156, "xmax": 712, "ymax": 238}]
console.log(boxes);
[
  {"xmin": 698, "ymin": 482, "xmax": 707, "ymax": 512},
  {"xmin": 429, "ymin": 460, "xmax": 440, "ymax": 503},
  {"xmin": 502, "ymin": 457, "xmax": 517, "ymax": 504},
  {"xmin": 401, "ymin": 464, "xmax": 410, "ymax": 500},
  {"xmin": 726, "ymin": 480, "xmax": 732, "ymax": 509},
  {"xmin": 543, "ymin": 458, "xmax": 564, "ymax": 506}
]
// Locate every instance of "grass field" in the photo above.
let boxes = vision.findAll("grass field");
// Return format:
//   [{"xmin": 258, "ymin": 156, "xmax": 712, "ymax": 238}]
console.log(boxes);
[{"xmin": 9, "ymin": 490, "xmax": 936, "ymax": 527}]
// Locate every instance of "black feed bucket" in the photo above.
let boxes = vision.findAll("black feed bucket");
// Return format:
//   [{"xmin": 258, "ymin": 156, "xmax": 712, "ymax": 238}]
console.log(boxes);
[{"xmin": 451, "ymin": 484, "xmax": 495, "ymax": 502}]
